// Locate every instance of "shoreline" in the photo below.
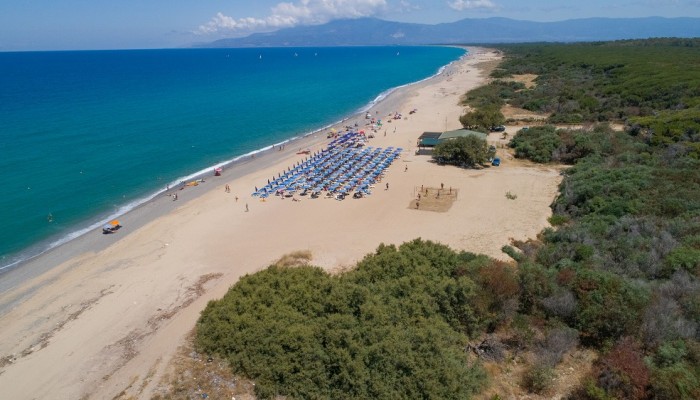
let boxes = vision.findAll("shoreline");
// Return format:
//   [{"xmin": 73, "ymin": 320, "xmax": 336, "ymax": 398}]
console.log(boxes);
[
  {"xmin": 0, "ymin": 47, "xmax": 565, "ymax": 399},
  {"xmin": 0, "ymin": 48, "xmax": 467, "ymax": 281}
]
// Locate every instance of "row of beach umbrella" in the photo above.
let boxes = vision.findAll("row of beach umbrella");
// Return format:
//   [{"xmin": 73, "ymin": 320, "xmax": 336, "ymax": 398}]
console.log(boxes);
[{"xmin": 252, "ymin": 132, "xmax": 402, "ymax": 199}]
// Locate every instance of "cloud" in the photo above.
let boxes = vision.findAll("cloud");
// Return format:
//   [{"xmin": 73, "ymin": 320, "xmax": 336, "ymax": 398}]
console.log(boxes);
[
  {"xmin": 197, "ymin": 0, "xmax": 387, "ymax": 35},
  {"xmin": 448, "ymin": 0, "xmax": 498, "ymax": 11},
  {"xmin": 398, "ymin": 0, "xmax": 421, "ymax": 11}
]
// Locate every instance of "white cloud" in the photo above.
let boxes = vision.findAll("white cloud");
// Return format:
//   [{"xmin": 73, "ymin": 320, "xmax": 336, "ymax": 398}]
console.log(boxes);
[
  {"xmin": 197, "ymin": 0, "xmax": 387, "ymax": 35},
  {"xmin": 398, "ymin": 0, "xmax": 421, "ymax": 11},
  {"xmin": 448, "ymin": 0, "xmax": 498, "ymax": 11}
]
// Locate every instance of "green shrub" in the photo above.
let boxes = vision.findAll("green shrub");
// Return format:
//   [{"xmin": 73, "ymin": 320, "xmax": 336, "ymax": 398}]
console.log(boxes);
[
  {"xmin": 509, "ymin": 125, "xmax": 561, "ymax": 163},
  {"xmin": 522, "ymin": 364, "xmax": 554, "ymax": 394},
  {"xmin": 196, "ymin": 240, "xmax": 489, "ymax": 399},
  {"xmin": 664, "ymin": 246, "xmax": 700, "ymax": 277},
  {"xmin": 573, "ymin": 270, "xmax": 650, "ymax": 345},
  {"xmin": 501, "ymin": 245, "xmax": 524, "ymax": 262},
  {"xmin": 651, "ymin": 361, "xmax": 700, "ymax": 400},
  {"xmin": 459, "ymin": 106, "xmax": 505, "ymax": 131},
  {"xmin": 548, "ymin": 214, "xmax": 569, "ymax": 226},
  {"xmin": 433, "ymin": 135, "xmax": 490, "ymax": 167}
]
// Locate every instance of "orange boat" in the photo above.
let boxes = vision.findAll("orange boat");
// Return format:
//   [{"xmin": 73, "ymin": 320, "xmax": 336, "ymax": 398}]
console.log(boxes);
[{"xmin": 102, "ymin": 220, "xmax": 121, "ymax": 234}]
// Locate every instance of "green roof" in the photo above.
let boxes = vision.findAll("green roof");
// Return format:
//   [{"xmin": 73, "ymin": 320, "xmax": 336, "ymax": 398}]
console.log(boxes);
[
  {"xmin": 438, "ymin": 129, "xmax": 487, "ymax": 141},
  {"xmin": 418, "ymin": 129, "xmax": 488, "ymax": 148},
  {"xmin": 418, "ymin": 132, "xmax": 442, "ymax": 146}
]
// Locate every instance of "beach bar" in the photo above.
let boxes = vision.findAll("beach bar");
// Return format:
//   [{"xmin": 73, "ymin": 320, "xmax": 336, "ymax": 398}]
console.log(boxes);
[{"xmin": 417, "ymin": 128, "xmax": 488, "ymax": 152}]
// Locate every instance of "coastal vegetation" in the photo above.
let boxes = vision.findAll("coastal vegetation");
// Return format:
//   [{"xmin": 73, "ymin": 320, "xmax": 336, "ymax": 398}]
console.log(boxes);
[
  {"xmin": 196, "ymin": 241, "xmax": 491, "ymax": 399},
  {"xmin": 458, "ymin": 106, "xmax": 506, "ymax": 132},
  {"xmin": 194, "ymin": 39, "xmax": 700, "ymax": 399},
  {"xmin": 432, "ymin": 135, "xmax": 494, "ymax": 167},
  {"xmin": 498, "ymin": 39, "xmax": 700, "ymax": 398}
]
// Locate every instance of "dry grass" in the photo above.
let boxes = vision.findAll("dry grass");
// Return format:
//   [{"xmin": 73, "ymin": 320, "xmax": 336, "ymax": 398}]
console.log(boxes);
[
  {"xmin": 502, "ymin": 104, "xmax": 549, "ymax": 123},
  {"xmin": 475, "ymin": 59, "xmax": 503, "ymax": 78},
  {"xmin": 475, "ymin": 347, "xmax": 597, "ymax": 400},
  {"xmin": 507, "ymin": 73, "xmax": 538, "ymax": 89},
  {"xmin": 151, "ymin": 331, "xmax": 258, "ymax": 400},
  {"xmin": 273, "ymin": 250, "xmax": 313, "ymax": 268},
  {"xmin": 411, "ymin": 187, "xmax": 458, "ymax": 212}
]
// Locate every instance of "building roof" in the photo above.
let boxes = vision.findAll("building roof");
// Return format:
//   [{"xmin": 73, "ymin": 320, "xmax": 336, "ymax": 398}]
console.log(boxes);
[
  {"xmin": 419, "ymin": 132, "xmax": 442, "ymax": 139},
  {"xmin": 418, "ymin": 129, "xmax": 488, "ymax": 148},
  {"xmin": 438, "ymin": 129, "xmax": 487, "ymax": 141},
  {"xmin": 418, "ymin": 132, "xmax": 442, "ymax": 147}
]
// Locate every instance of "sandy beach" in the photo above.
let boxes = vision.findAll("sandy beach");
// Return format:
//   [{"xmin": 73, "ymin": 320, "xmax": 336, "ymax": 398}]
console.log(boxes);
[{"xmin": 0, "ymin": 47, "xmax": 563, "ymax": 399}]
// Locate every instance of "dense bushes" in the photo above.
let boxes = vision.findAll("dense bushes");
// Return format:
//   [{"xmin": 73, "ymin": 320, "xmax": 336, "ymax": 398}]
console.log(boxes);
[
  {"xmin": 459, "ymin": 106, "xmax": 505, "ymax": 131},
  {"xmin": 509, "ymin": 126, "xmax": 561, "ymax": 163},
  {"xmin": 196, "ymin": 240, "xmax": 499, "ymax": 399},
  {"xmin": 508, "ymin": 123, "xmax": 636, "ymax": 164},
  {"xmin": 432, "ymin": 135, "xmax": 493, "ymax": 167},
  {"xmin": 511, "ymin": 135, "xmax": 700, "ymax": 394},
  {"xmin": 496, "ymin": 40, "xmax": 700, "ymax": 398},
  {"xmin": 493, "ymin": 39, "xmax": 700, "ymax": 127}
]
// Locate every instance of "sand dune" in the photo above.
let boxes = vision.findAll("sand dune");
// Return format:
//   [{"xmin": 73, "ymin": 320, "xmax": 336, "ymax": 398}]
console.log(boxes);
[{"xmin": 0, "ymin": 47, "xmax": 562, "ymax": 399}]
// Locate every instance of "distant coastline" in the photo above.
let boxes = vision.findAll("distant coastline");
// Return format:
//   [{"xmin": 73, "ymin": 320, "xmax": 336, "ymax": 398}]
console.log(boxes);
[{"xmin": 199, "ymin": 17, "xmax": 700, "ymax": 49}]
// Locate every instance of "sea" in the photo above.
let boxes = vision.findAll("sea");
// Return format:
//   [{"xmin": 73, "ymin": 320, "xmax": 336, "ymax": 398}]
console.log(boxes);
[{"xmin": 0, "ymin": 46, "xmax": 466, "ymax": 273}]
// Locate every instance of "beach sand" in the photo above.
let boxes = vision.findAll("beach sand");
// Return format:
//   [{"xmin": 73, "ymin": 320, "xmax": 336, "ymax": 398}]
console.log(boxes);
[{"xmin": 0, "ymin": 47, "xmax": 563, "ymax": 399}]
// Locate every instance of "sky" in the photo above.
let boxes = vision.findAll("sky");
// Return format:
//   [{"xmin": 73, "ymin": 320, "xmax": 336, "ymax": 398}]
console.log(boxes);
[{"xmin": 1, "ymin": 0, "xmax": 699, "ymax": 51}]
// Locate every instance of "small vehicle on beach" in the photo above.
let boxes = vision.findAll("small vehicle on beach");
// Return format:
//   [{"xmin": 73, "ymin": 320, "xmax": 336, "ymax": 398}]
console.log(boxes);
[{"xmin": 102, "ymin": 220, "xmax": 121, "ymax": 234}]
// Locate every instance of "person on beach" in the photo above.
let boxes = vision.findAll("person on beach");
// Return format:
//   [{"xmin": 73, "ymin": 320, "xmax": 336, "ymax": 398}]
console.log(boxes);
[
  {"xmin": 173, "ymin": 193, "xmax": 178, "ymax": 201},
  {"xmin": 235, "ymin": 196, "xmax": 239, "ymax": 202},
  {"xmin": 386, "ymin": 182, "xmax": 389, "ymax": 190},
  {"xmin": 245, "ymin": 203, "xmax": 249, "ymax": 212},
  {"xmin": 404, "ymin": 165, "xmax": 408, "ymax": 172}
]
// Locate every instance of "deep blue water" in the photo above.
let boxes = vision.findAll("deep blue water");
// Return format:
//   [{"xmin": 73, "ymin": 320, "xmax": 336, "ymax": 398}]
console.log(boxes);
[{"xmin": 0, "ymin": 46, "xmax": 465, "ymax": 271}]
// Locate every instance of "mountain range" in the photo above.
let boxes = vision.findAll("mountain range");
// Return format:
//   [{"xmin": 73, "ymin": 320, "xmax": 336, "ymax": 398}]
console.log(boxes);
[{"xmin": 197, "ymin": 17, "xmax": 700, "ymax": 48}]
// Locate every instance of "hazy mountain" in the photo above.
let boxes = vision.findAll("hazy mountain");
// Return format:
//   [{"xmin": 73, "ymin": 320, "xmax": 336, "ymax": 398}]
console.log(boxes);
[{"xmin": 198, "ymin": 17, "xmax": 700, "ymax": 48}]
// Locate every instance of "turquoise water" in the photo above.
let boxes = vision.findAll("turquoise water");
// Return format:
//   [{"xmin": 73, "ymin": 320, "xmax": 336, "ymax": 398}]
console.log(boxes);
[{"xmin": 0, "ymin": 46, "xmax": 465, "ymax": 271}]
